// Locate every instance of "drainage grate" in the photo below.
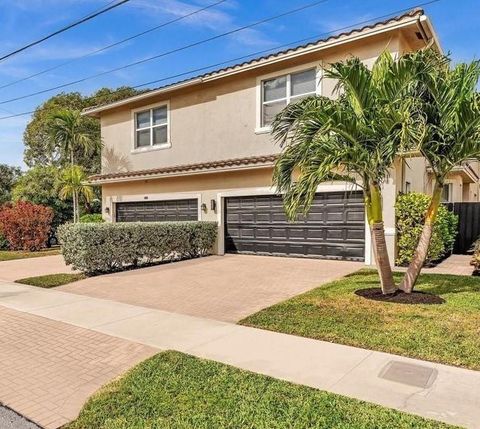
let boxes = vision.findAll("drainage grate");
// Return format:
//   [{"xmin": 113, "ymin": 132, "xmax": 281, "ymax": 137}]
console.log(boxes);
[{"xmin": 379, "ymin": 361, "xmax": 438, "ymax": 388}]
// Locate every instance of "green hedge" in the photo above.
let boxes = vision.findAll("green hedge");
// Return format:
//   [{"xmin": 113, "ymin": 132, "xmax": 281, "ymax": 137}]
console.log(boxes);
[
  {"xmin": 58, "ymin": 221, "xmax": 218, "ymax": 274},
  {"xmin": 395, "ymin": 192, "xmax": 458, "ymax": 266},
  {"xmin": 79, "ymin": 213, "xmax": 104, "ymax": 223}
]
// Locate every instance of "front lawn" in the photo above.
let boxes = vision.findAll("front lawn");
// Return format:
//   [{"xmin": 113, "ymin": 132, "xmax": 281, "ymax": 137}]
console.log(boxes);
[
  {"xmin": 0, "ymin": 248, "xmax": 61, "ymax": 262},
  {"xmin": 16, "ymin": 273, "xmax": 85, "ymax": 288},
  {"xmin": 241, "ymin": 270, "xmax": 480, "ymax": 370},
  {"xmin": 66, "ymin": 351, "xmax": 454, "ymax": 429}
]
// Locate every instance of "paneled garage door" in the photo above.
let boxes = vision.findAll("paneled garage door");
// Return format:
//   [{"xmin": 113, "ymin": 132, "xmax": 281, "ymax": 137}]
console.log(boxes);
[
  {"xmin": 224, "ymin": 192, "xmax": 365, "ymax": 261},
  {"xmin": 116, "ymin": 199, "xmax": 198, "ymax": 222}
]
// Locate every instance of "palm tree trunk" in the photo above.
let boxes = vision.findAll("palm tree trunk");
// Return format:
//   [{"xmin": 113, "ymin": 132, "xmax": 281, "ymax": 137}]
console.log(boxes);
[
  {"xmin": 365, "ymin": 183, "xmax": 396, "ymax": 295},
  {"xmin": 72, "ymin": 191, "xmax": 77, "ymax": 223},
  {"xmin": 399, "ymin": 182, "xmax": 443, "ymax": 293}
]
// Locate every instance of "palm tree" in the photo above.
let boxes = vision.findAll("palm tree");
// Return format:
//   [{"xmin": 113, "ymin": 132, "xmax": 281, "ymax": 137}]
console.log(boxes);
[
  {"xmin": 399, "ymin": 54, "xmax": 480, "ymax": 292},
  {"xmin": 50, "ymin": 109, "xmax": 96, "ymax": 167},
  {"xmin": 272, "ymin": 51, "xmax": 428, "ymax": 295},
  {"xmin": 59, "ymin": 166, "xmax": 94, "ymax": 223}
]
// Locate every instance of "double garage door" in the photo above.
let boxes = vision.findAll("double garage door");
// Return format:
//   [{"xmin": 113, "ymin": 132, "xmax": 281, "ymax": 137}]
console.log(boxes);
[
  {"xmin": 115, "ymin": 192, "xmax": 365, "ymax": 261},
  {"xmin": 225, "ymin": 191, "xmax": 365, "ymax": 261},
  {"xmin": 116, "ymin": 199, "xmax": 198, "ymax": 222}
]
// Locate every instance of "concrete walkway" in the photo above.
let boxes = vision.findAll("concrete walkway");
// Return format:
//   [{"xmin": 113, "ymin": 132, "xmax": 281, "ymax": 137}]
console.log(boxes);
[{"xmin": 0, "ymin": 280, "xmax": 479, "ymax": 429}]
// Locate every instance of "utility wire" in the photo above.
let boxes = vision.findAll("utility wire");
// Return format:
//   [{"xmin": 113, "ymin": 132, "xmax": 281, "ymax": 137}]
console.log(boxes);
[
  {"xmin": 0, "ymin": 0, "xmax": 131, "ymax": 63},
  {"xmin": 0, "ymin": 0, "xmax": 442, "ymax": 121},
  {"xmin": 0, "ymin": 0, "xmax": 228, "ymax": 91},
  {"xmin": 0, "ymin": 0, "xmax": 332, "ymax": 105}
]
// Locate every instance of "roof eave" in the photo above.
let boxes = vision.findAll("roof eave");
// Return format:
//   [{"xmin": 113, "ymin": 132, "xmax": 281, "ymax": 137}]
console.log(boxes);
[
  {"xmin": 82, "ymin": 12, "xmax": 426, "ymax": 117},
  {"xmin": 89, "ymin": 162, "xmax": 275, "ymax": 185}
]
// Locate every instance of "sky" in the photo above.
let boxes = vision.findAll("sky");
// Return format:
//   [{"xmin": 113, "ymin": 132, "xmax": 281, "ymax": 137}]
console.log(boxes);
[{"xmin": 0, "ymin": 0, "xmax": 478, "ymax": 168}]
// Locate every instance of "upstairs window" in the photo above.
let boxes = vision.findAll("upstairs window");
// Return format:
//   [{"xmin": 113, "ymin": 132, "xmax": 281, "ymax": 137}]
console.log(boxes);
[
  {"xmin": 135, "ymin": 105, "xmax": 169, "ymax": 149},
  {"xmin": 261, "ymin": 68, "xmax": 317, "ymax": 127}
]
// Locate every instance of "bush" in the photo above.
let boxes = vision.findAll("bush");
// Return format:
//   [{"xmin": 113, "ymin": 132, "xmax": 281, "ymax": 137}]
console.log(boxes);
[
  {"xmin": 0, "ymin": 232, "xmax": 8, "ymax": 250},
  {"xmin": 0, "ymin": 201, "xmax": 54, "ymax": 251},
  {"xmin": 395, "ymin": 192, "xmax": 458, "ymax": 266},
  {"xmin": 58, "ymin": 221, "xmax": 218, "ymax": 274},
  {"xmin": 470, "ymin": 239, "xmax": 480, "ymax": 274},
  {"xmin": 79, "ymin": 213, "xmax": 104, "ymax": 223}
]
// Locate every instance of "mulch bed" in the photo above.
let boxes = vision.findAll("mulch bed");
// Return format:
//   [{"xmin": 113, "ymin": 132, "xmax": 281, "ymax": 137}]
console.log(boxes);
[{"xmin": 355, "ymin": 288, "xmax": 445, "ymax": 305}]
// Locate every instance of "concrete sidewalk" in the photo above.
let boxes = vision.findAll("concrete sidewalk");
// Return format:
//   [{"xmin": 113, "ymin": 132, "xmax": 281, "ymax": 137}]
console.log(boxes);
[{"xmin": 1, "ymin": 280, "xmax": 479, "ymax": 429}]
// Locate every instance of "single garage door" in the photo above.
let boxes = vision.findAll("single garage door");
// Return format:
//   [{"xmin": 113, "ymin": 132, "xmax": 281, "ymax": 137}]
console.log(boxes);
[
  {"xmin": 224, "ymin": 192, "xmax": 365, "ymax": 261},
  {"xmin": 116, "ymin": 199, "xmax": 198, "ymax": 222}
]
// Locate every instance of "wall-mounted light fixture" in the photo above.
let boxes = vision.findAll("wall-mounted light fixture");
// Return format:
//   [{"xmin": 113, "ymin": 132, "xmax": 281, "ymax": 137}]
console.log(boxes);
[
  {"xmin": 105, "ymin": 207, "xmax": 110, "ymax": 215},
  {"xmin": 210, "ymin": 199, "xmax": 217, "ymax": 212},
  {"xmin": 201, "ymin": 203, "xmax": 207, "ymax": 213}
]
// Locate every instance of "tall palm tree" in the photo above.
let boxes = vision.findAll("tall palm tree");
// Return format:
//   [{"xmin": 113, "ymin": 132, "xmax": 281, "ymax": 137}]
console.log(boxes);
[
  {"xmin": 59, "ymin": 166, "xmax": 94, "ymax": 223},
  {"xmin": 50, "ymin": 109, "xmax": 96, "ymax": 167},
  {"xmin": 272, "ymin": 51, "xmax": 428, "ymax": 295},
  {"xmin": 399, "ymin": 54, "xmax": 480, "ymax": 292}
]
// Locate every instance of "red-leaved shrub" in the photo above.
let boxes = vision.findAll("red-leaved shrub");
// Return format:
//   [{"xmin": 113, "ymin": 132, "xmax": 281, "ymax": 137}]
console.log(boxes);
[{"xmin": 0, "ymin": 201, "xmax": 54, "ymax": 251}]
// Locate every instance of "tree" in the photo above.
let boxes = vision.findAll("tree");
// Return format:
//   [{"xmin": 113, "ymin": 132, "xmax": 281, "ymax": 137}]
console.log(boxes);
[
  {"xmin": 12, "ymin": 166, "xmax": 72, "ymax": 229},
  {"xmin": 399, "ymin": 53, "xmax": 480, "ymax": 292},
  {"xmin": 0, "ymin": 164, "xmax": 22, "ymax": 205},
  {"xmin": 58, "ymin": 166, "xmax": 94, "ymax": 223},
  {"xmin": 49, "ymin": 109, "xmax": 97, "ymax": 167},
  {"xmin": 23, "ymin": 87, "xmax": 143, "ymax": 173},
  {"xmin": 272, "ymin": 51, "xmax": 426, "ymax": 295}
]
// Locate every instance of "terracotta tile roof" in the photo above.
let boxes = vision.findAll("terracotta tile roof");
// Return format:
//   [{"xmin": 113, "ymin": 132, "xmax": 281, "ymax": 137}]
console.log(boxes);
[
  {"xmin": 89, "ymin": 154, "xmax": 277, "ymax": 183},
  {"xmin": 84, "ymin": 8, "xmax": 425, "ymax": 115}
]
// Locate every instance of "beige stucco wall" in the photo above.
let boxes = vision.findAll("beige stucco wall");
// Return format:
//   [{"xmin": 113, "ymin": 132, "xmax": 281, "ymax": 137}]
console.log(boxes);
[
  {"xmin": 95, "ymin": 27, "xmax": 432, "ymax": 266},
  {"xmin": 101, "ymin": 166, "xmax": 402, "ymax": 265},
  {"xmin": 99, "ymin": 32, "xmax": 402, "ymax": 175}
]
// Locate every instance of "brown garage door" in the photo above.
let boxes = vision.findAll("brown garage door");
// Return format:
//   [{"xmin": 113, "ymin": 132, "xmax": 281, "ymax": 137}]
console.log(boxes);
[
  {"xmin": 116, "ymin": 199, "xmax": 198, "ymax": 222},
  {"xmin": 224, "ymin": 192, "xmax": 365, "ymax": 261}
]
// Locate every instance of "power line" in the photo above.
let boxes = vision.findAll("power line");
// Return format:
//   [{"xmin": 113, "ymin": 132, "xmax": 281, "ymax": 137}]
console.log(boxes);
[
  {"xmin": 0, "ymin": 0, "xmax": 228, "ymax": 91},
  {"xmin": 0, "ymin": 0, "xmax": 442, "ymax": 122},
  {"xmin": 0, "ymin": 0, "xmax": 131, "ymax": 63},
  {"xmin": 0, "ymin": 0, "xmax": 332, "ymax": 105}
]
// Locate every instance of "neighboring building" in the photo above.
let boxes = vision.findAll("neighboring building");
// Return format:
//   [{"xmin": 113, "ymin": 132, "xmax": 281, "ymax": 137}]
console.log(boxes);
[{"xmin": 85, "ymin": 8, "xmax": 475, "ymax": 265}]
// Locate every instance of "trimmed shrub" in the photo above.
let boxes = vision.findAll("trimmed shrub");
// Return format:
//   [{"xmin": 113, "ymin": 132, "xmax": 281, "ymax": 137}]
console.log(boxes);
[
  {"xmin": 395, "ymin": 192, "xmax": 458, "ymax": 266},
  {"xmin": 79, "ymin": 213, "xmax": 104, "ymax": 223},
  {"xmin": 0, "ymin": 201, "xmax": 54, "ymax": 251},
  {"xmin": 58, "ymin": 221, "xmax": 218, "ymax": 274}
]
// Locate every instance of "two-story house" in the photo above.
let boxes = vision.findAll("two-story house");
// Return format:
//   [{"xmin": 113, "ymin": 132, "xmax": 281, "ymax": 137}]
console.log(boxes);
[{"xmin": 84, "ymin": 8, "xmax": 478, "ymax": 265}]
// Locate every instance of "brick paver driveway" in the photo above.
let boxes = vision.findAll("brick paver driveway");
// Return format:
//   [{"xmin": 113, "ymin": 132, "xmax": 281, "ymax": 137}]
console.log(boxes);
[
  {"xmin": 0, "ymin": 255, "xmax": 74, "ymax": 282},
  {"xmin": 59, "ymin": 254, "xmax": 363, "ymax": 322},
  {"xmin": 0, "ymin": 306, "xmax": 156, "ymax": 429}
]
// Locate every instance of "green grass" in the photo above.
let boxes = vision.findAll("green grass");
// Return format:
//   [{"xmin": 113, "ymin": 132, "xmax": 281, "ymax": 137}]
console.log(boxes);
[
  {"xmin": 16, "ymin": 273, "xmax": 85, "ymax": 288},
  {"xmin": 241, "ymin": 270, "xmax": 480, "ymax": 370},
  {"xmin": 0, "ymin": 248, "xmax": 61, "ymax": 262},
  {"xmin": 66, "ymin": 351, "xmax": 455, "ymax": 429}
]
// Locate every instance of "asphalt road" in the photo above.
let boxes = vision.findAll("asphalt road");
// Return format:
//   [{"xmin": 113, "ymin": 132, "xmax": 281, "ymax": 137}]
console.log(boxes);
[{"xmin": 0, "ymin": 406, "xmax": 40, "ymax": 429}]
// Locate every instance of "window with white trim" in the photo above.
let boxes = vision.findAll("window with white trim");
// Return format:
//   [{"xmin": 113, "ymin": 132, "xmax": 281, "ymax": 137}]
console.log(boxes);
[
  {"xmin": 134, "ymin": 105, "xmax": 168, "ymax": 149},
  {"xmin": 261, "ymin": 68, "xmax": 317, "ymax": 127}
]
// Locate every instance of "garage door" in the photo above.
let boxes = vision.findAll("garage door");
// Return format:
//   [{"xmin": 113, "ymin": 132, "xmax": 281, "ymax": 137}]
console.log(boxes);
[
  {"xmin": 116, "ymin": 199, "xmax": 198, "ymax": 222},
  {"xmin": 224, "ymin": 192, "xmax": 365, "ymax": 261}
]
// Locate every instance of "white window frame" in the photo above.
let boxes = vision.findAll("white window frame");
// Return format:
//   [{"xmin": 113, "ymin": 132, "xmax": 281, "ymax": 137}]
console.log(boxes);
[
  {"xmin": 131, "ymin": 101, "xmax": 171, "ymax": 153},
  {"xmin": 255, "ymin": 62, "xmax": 323, "ymax": 134}
]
